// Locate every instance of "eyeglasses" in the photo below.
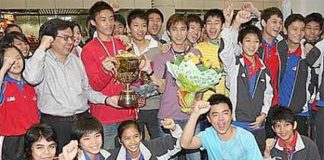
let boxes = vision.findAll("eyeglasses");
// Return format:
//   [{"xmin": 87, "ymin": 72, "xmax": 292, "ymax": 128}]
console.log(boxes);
[{"xmin": 56, "ymin": 35, "xmax": 75, "ymax": 41}]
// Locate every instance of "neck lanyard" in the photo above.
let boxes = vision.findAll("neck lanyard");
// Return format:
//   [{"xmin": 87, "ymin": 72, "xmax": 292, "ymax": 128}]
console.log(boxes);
[
  {"xmin": 170, "ymin": 44, "xmax": 190, "ymax": 60},
  {"xmin": 96, "ymin": 37, "xmax": 117, "ymax": 58}
]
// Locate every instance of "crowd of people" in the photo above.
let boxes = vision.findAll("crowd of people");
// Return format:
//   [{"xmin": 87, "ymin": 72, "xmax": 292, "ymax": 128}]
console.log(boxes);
[{"xmin": 0, "ymin": 1, "xmax": 324, "ymax": 160}]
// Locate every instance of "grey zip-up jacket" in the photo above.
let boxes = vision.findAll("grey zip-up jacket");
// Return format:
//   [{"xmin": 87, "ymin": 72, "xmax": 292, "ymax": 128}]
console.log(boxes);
[
  {"xmin": 219, "ymin": 27, "xmax": 273, "ymax": 121},
  {"xmin": 264, "ymin": 133, "xmax": 320, "ymax": 160}
]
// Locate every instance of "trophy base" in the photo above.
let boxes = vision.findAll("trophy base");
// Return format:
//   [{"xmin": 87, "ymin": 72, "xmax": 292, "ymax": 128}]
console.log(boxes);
[{"xmin": 118, "ymin": 89, "xmax": 138, "ymax": 108}]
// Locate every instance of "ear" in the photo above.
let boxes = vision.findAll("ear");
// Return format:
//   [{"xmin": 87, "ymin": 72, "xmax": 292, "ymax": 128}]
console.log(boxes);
[
  {"xmin": 206, "ymin": 115, "xmax": 211, "ymax": 123},
  {"xmin": 272, "ymin": 126, "xmax": 275, "ymax": 132},
  {"xmin": 118, "ymin": 138, "xmax": 122, "ymax": 144},
  {"xmin": 166, "ymin": 30, "xmax": 170, "ymax": 36},
  {"xmin": 293, "ymin": 121, "xmax": 297, "ymax": 130},
  {"xmin": 239, "ymin": 41, "xmax": 243, "ymax": 47},
  {"xmin": 261, "ymin": 19, "xmax": 267, "ymax": 28},
  {"xmin": 90, "ymin": 19, "xmax": 96, "ymax": 27},
  {"xmin": 283, "ymin": 27, "xmax": 287, "ymax": 35}
]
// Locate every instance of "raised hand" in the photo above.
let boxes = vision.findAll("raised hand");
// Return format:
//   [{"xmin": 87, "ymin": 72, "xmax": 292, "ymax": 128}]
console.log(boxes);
[
  {"xmin": 58, "ymin": 140, "xmax": 79, "ymax": 160},
  {"xmin": 304, "ymin": 43, "xmax": 314, "ymax": 54},
  {"xmin": 161, "ymin": 118, "xmax": 176, "ymax": 131},
  {"xmin": 111, "ymin": 0, "xmax": 121, "ymax": 13},
  {"xmin": 235, "ymin": 10, "xmax": 253, "ymax": 24},
  {"xmin": 191, "ymin": 100, "xmax": 211, "ymax": 115},
  {"xmin": 1, "ymin": 57, "xmax": 16, "ymax": 73},
  {"xmin": 38, "ymin": 35, "xmax": 54, "ymax": 51},
  {"xmin": 223, "ymin": 4, "xmax": 234, "ymax": 28},
  {"xmin": 264, "ymin": 138, "xmax": 276, "ymax": 158},
  {"xmin": 241, "ymin": 2, "xmax": 261, "ymax": 18}
]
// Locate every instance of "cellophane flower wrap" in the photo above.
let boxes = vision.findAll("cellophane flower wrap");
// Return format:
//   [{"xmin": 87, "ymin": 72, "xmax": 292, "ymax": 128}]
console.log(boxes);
[{"xmin": 166, "ymin": 52, "xmax": 224, "ymax": 113}]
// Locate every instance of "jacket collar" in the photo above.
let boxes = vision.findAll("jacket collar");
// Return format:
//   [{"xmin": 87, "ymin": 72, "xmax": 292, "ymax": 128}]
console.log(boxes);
[
  {"xmin": 274, "ymin": 132, "xmax": 305, "ymax": 152},
  {"xmin": 116, "ymin": 142, "xmax": 152, "ymax": 160},
  {"xmin": 79, "ymin": 149, "xmax": 111, "ymax": 160}
]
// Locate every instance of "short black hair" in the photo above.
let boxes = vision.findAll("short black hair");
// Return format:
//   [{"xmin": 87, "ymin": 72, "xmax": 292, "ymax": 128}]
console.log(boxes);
[
  {"xmin": 271, "ymin": 107, "xmax": 296, "ymax": 126},
  {"xmin": 146, "ymin": 8, "xmax": 164, "ymax": 23},
  {"xmin": 305, "ymin": 12, "xmax": 323, "ymax": 30},
  {"xmin": 71, "ymin": 115, "xmax": 103, "ymax": 143},
  {"xmin": 89, "ymin": 1, "xmax": 114, "ymax": 21},
  {"xmin": 38, "ymin": 18, "xmax": 71, "ymax": 40},
  {"xmin": 5, "ymin": 23, "xmax": 23, "ymax": 34},
  {"xmin": 284, "ymin": 14, "xmax": 305, "ymax": 30},
  {"xmin": 1, "ymin": 31, "xmax": 29, "ymax": 46},
  {"xmin": 207, "ymin": 94, "xmax": 233, "ymax": 114},
  {"xmin": 118, "ymin": 120, "xmax": 141, "ymax": 139},
  {"xmin": 238, "ymin": 25, "xmax": 262, "ymax": 44},
  {"xmin": 261, "ymin": 7, "xmax": 283, "ymax": 22},
  {"xmin": 25, "ymin": 123, "xmax": 57, "ymax": 159},
  {"xmin": 187, "ymin": 14, "xmax": 203, "ymax": 29},
  {"xmin": 115, "ymin": 14, "xmax": 126, "ymax": 27},
  {"xmin": 204, "ymin": 9, "xmax": 225, "ymax": 25},
  {"xmin": 127, "ymin": 9, "xmax": 147, "ymax": 27},
  {"xmin": 0, "ymin": 44, "xmax": 25, "ymax": 70}
]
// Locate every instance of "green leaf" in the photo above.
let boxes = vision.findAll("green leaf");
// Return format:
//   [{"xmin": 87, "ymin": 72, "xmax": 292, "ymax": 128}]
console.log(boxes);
[
  {"xmin": 197, "ymin": 64, "xmax": 208, "ymax": 71},
  {"xmin": 178, "ymin": 74, "xmax": 202, "ymax": 92}
]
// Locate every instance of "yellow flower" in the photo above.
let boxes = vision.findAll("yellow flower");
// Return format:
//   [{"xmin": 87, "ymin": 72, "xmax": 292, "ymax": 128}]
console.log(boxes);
[
  {"xmin": 191, "ymin": 56, "xmax": 200, "ymax": 64},
  {"xmin": 184, "ymin": 55, "xmax": 200, "ymax": 64},
  {"xmin": 201, "ymin": 57, "xmax": 211, "ymax": 68}
]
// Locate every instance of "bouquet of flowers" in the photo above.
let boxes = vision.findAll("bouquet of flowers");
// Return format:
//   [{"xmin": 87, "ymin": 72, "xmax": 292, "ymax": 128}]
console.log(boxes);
[{"xmin": 166, "ymin": 53, "xmax": 224, "ymax": 113}]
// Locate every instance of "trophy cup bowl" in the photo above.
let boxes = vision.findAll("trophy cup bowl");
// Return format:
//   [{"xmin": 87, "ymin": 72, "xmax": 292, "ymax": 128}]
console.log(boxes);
[{"xmin": 115, "ymin": 55, "xmax": 140, "ymax": 108}]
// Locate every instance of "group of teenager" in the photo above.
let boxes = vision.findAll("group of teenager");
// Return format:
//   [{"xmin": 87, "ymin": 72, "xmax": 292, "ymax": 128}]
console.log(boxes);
[{"xmin": 0, "ymin": 0, "xmax": 324, "ymax": 160}]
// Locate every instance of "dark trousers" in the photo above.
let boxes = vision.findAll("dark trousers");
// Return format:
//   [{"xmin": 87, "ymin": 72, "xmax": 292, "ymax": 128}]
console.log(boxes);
[
  {"xmin": 252, "ymin": 128, "xmax": 266, "ymax": 153},
  {"xmin": 40, "ymin": 111, "xmax": 90, "ymax": 154},
  {"xmin": 1, "ymin": 135, "xmax": 25, "ymax": 160},
  {"xmin": 138, "ymin": 109, "xmax": 159, "ymax": 139},
  {"xmin": 316, "ymin": 107, "xmax": 324, "ymax": 160}
]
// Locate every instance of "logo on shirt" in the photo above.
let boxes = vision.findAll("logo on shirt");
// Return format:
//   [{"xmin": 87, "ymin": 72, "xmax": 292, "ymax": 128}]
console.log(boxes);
[{"xmin": 6, "ymin": 96, "xmax": 16, "ymax": 102}]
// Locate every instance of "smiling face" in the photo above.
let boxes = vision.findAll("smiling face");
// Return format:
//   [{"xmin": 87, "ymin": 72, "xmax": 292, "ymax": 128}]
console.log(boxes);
[
  {"xmin": 73, "ymin": 25, "xmax": 82, "ymax": 47},
  {"xmin": 262, "ymin": 15, "xmax": 283, "ymax": 39},
  {"xmin": 187, "ymin": 22, "xmax": 202, "ymax": 44},
  {"xmin": 120, "ymin": 126, "xmax": 142, "ymax": 158},
  {"xmin": 241, "ymin": 33, "xmax": 260, "ymax": 57},
  {"xmin": 272, "ymin": 121, "xmax": 297, "ymax": 143},
  {"xmin": 79, "ymin": 131, "xmax": 103, "ymax": 158},
  {"xmin": 51, "ymin": 28, "xmax": 74, "ymax": 58},
  {"xmin": 4, "ymin": 47, "xmax": 24, "ymax": 75},
  {"xmin": 305, "ymin": 21, "xmax": 322, "ymax": 42},
  {"xmin": 147, "ymin": 13, "xmax": 162, "ymax": 36},
  {"xmin": 114, "ymin": 21, "xmax": 126, "ymax": 35},
  {"xmin": 287, "ymin": 20, "xmax": 305, "ymax": 45},
  {"xmin": 13, "ymin": 38, "xmax": 30, "ymax": 57},
  {"xmin": 31, "ymin": 137, "xmax": 57, "ymax": 160},
  {"xmin": 130, "ymin": 17, "xmax": 147, "ymax": 41},
  {"xmin": 207, "ymin": 103, "xmax": 232, "ymax": 135},
  {"xmin": 205, "ymin": 16, "xmax": 223, "ymax": 40},
  {"xmin": 169, "ymin": 22, "xmax": 188, "ymax": 45},
  {"xmin": 91, "ymin": 9, "xmax": 115, "ymax": 39}
]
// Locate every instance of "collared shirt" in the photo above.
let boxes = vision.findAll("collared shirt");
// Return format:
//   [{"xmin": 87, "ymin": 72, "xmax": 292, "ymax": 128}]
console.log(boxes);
[
  {"xmin": 131, "ymin": 35, "xmax": 159, "ymax": 56},
  {"xmin": 23, "ymin": 49, "xmax": 107, "ymax": 116}
]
